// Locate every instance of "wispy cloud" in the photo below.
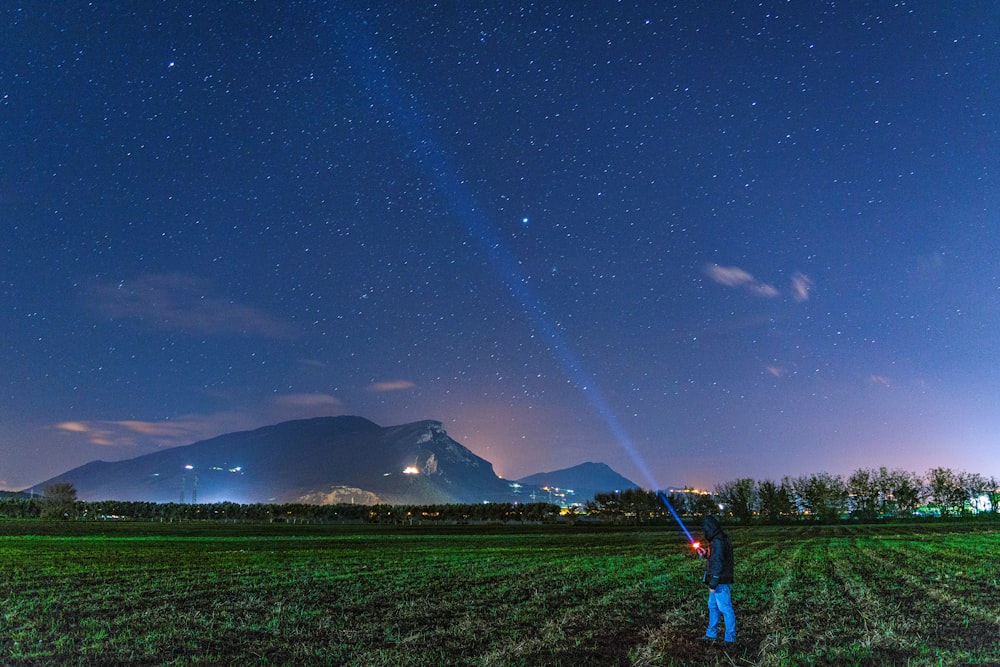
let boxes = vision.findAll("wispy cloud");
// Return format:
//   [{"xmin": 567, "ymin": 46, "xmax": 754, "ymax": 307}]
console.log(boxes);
[
  {"xmin": 272, "ymin": 393, "xmax": 341, "ymax": 409},
  {"xmin": 791, "ymin": 272, "xmax": 814, "ymax": 302},
  {"xmin": 54, "ymin": 394, "xmax": 348, "ymax": 449},
  {"xmin": 870, "ymin": 375, "xmax": 891, "ymax": 387},
  {"xmin": 705, "ymin": 263, "xmax": 778, "ymax": 297},
  {"xmin": 705, "ymin": 263, "xmax": 812, "ymax": 302},
  {"xmin": 56, "ymin": 412, "xmax": 264, "ymax": 449},
  {"xmin": 85, "ymin": 273, "xmax": 299, "ymax": 339},
  {"xmin": 368, "ymin": 380, "xmax": 416, "ymax": 392},
  {"xmin": 705, "ymin": 264, "xmax": 757, "ymax": 288},
  {"xmin": 749, "ymin": 282, "xmax": 780, "ymax": 298},
  {"xmin": 56, "ymin": 418, "xmax": 214, "ymax": 448},
  {"xmin": 57, "ymin": 421, "xmax": 118, "ymax": 447}
]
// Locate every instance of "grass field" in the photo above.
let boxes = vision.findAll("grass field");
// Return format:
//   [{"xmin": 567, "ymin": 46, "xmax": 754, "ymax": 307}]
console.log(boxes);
[{"xmin": 0, "ymin": 521, "xmax": 997, "ymax": 666}]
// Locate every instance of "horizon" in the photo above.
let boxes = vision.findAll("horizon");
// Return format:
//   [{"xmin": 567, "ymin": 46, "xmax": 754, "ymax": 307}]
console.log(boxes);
[{"xmin": 10, "ymin": 414, "xmax": 997, "ymax": 497}]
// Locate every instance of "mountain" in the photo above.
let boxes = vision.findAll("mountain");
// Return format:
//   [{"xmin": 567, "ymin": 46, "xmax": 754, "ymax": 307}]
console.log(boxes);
[
  {"xmin": 516, "ymin": 462, "xmax": 640, "ymax": 504},
  {"xmin": 28, "ymin": 416, "xmax": 522, "ymax": 505}
]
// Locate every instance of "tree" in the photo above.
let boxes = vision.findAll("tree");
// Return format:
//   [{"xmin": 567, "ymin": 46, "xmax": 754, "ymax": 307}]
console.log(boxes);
[
  {"xmin": 758, "ymin": 479, "xmax": 793, "ymax": 523},
  {"xmin": 0, "ymin": 496, "xmax": 39, "ymax": 519},
  {"xmin": 40, "ymin": 483, "xmax": 78, "ymax": 520},
  {"xmin": 878, "ymin": 468, "xmax": 923, "ymax": 517},
  {"xmin": 847, "ymin": 468, "xmax": 880, "ymax": 521},
  {"xmin": 927, "ymin": 467, "xmax": 966, "ymax": 516},
  {"xmin": 715, "ymin": 478, "xmax": 757, "ymax": 524},
  {"xmin": 588, "ymin": 491, "xmax": 626, "ymax": 524},
  {"xmin": 790, "ymin": 473, "xmax": 848, "ymax": 523},
  {"xmin": 689, "ymin": 491, "xmax": 720, "ymax": 518},
  {"xmin": 961, "ymin": 472, "xmax": 993, "ymax": 513},
  {"xmin": 587, "ymin": 489, "xmax": 663, "ymax": 524},
  {"xmin": 988, "ymin": 478, "xmax": 1000, "ymax": 515}
]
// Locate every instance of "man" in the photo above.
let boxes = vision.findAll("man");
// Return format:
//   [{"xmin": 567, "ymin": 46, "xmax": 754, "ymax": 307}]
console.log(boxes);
[{"xmin": 700, "ymin": 515, "xmax": 736, "ymax": 643}]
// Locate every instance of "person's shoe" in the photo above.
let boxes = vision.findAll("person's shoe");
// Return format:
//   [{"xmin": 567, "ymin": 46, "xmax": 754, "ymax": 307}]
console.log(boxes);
[{"xmin": 699, "ymin": 636, "xmax": 717, "ymax": 643}]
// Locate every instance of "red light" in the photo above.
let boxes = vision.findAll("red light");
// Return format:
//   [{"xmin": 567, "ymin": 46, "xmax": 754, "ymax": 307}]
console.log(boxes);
[{"xmin": 691, "ymin": 541, "xmax": 700, "ymax": 550}]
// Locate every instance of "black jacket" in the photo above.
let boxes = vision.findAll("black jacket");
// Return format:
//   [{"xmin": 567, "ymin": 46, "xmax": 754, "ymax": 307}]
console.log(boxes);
[{"xmin": 701, "ymin": 516, "xmax": 734, "ymax": 588}]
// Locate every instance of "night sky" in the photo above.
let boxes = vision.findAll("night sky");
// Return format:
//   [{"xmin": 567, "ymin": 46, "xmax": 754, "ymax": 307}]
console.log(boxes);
[{"xmin": 4, "ymin": 2, "xmax": 999, "ymax": 493}]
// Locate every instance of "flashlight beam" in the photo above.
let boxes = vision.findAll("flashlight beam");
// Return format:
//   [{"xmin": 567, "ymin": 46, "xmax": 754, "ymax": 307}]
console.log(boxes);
[
  {"xmin": 657, "ymin": 491, "xmax": 696, "ymax": 545},
  {"xmin": 332, "ymin": 12, "xmax": 663, "ymax": 491}
]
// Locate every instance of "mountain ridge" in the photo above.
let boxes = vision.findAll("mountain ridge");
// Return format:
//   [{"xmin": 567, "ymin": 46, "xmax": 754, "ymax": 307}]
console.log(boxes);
[{"xmin": 27, "ymin": 416, "xmax": 640, "ymax": 505}]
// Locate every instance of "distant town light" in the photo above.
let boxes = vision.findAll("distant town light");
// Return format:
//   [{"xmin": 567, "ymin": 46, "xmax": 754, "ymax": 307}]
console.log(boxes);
[
  {"xmin": 184, "ymin": 465, "xmax": 194, "ymax": 470},
  {"xmin": 403, "ymin": 466, "xmax": 419, "ymax": 475}
]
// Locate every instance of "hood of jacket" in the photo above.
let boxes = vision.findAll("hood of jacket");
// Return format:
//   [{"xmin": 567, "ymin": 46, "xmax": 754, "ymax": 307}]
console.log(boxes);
[{"xmin": 702, "ymin": 515, "xmax": 722, "ymax": 540}]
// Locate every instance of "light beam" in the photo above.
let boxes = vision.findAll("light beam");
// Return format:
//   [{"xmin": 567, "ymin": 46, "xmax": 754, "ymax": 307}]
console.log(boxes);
[{"xmin": 335, "ymin": 15, "xmax": 659, "ymax": 490}]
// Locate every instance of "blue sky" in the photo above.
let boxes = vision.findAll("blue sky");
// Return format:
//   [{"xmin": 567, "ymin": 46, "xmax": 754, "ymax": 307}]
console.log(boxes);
[{"xmin": 3, "ymin": 2, "xmax": 999, "ymax": 491}]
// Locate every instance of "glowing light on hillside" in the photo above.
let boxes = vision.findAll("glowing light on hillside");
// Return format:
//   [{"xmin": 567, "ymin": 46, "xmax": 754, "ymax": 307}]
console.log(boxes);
[{"xmin": 403, "ymin": 466, "xmax": 419, "ymax": 475}]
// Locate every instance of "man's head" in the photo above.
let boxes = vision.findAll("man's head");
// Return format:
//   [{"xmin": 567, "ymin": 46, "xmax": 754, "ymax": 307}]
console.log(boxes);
[{"xmin": 702, "ymin": 515, "xmax": 721, "ymax": 540}]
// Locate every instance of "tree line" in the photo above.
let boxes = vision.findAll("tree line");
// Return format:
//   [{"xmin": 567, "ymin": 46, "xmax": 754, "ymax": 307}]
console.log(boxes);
[
  {"xmin": 1, "ymin": 466, "xmax": 996, "ymax": 525},
  {"xmin": 0, "ymin": 485, "xmax": 563, "ymax": 524},
  {"xmin": 585, "ymin": 466, "xmax": 1000, "ymax": 524}
]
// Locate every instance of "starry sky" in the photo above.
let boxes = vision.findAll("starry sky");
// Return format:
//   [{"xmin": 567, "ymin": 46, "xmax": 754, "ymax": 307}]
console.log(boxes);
[{"xmin": 3, "ymin": 2, "xmax": 999, "ymax": 493}]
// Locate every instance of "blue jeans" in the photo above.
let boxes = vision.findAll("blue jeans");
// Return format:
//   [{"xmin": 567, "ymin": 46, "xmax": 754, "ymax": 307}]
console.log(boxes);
[{"xmin": 706, "ymin": 584, "xmax": 736, "ymax": 642}]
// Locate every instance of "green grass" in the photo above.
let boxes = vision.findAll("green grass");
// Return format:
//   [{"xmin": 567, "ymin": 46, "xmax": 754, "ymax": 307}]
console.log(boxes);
[{"xmin": 0, "ymin": 521, "xmax": 996, "ymax": 665}]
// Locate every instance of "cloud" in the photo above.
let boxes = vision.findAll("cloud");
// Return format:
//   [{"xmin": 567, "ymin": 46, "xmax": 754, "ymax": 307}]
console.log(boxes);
[
  {"xmin": 870, "ymin": 375, "xmax": 891, "ymax": 387},
  {"xmin": 56, "ymin": 416, "xmax": 240, "ymax": 448},
  {"xmin": 56, "ymin": 421, "xmax": 136, "ymax": 447},
  {"xmin": 791, "ymin": 272, "xmax": 814, "ymax": 302},
  {"xmin": 705, "ymin": 263, "xmax": 812, "ymax": 302},
  {"xmin": 57, "ymin": 421, "xmax": 119, "ymax": 446},
  {"xmin": 112, "ymin": 421, "xmax": 200, "ymax": 438},
  {"xmin": 368, "ymin": 380, "xmax": 416, "ymax": 392},
  {"xmin": 55, "ymin": 421, "xmax": 90, "ymax": 433},
  {"xmin": 85, "ymin": 273, "xmax": 299, "ymax": 339},
  {"xmin": 749, "ymin": 282, "xmax": 780, "ymax": 298},
  {"xmin": 705, "ymin": 264, "xmax": 756, "ymax": 288},
  {"xmin": 704, "ymin": 263, "xmax": 778, "ymax": 298},
  {"xmin": 53, "ymin": 395, "xmax": 349, "ymax": 451},
  {"xmin": 272, "ymin": 393, "xmax": 342, "ymax": 409}
]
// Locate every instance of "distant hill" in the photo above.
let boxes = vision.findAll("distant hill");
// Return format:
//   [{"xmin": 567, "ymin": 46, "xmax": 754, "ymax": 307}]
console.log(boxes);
[
  {"xmin": 28, "ymin": 417, "xmax": 520, "ymax": 505},
  {"xmin": 26, "ymin": 416, "xmax": 642, "ymax": 506},
  {"xmin": 516, "ymin": 462, "xmax": 640, "ymax": 504}
]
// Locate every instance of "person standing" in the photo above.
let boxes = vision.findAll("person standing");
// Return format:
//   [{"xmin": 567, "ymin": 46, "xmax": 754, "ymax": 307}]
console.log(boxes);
[{"xmin": 700, "ymin": 515, "xmax": 736, "ymax": 643}]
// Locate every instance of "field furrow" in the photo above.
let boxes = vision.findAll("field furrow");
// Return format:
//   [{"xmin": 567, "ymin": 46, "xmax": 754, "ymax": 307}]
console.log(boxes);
[{"xmin": 0, "ymin": 522, "xmax": 996, "ymax": 665}]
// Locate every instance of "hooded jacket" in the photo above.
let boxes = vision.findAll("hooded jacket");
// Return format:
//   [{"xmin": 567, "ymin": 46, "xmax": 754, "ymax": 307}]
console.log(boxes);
[{"xmin": 701, "ymin": 516, "xmax": 734, "ymax": 588}]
